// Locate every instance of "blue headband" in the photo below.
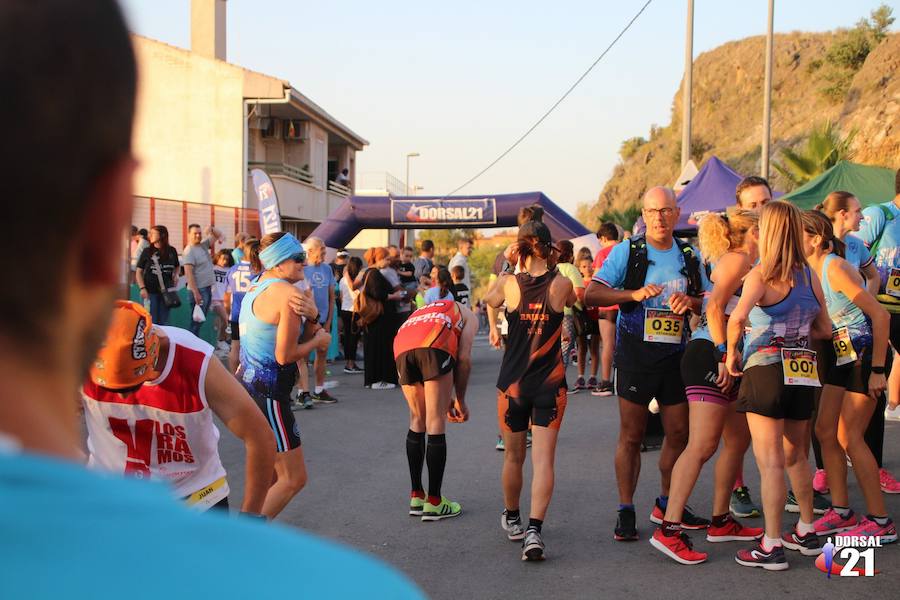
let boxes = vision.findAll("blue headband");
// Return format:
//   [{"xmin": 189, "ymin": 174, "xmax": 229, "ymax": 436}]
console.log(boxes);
[{"xmin": 259, "ymin": 233, "xmax": 303, "ymax": 270}]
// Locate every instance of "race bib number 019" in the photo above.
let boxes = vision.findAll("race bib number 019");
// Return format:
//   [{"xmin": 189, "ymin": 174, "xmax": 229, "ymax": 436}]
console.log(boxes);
[
  {"xmin": 643, "ymin": 309, "xmax": 683, "ymax": 344},
  {"xmin": 781, "ymin": 348, "xmax": 821, "ymax": 387},
  {"xmin": 886, "ymin": 268, "xmax": 900, "ymax": 298},
  {"xmin": 832, "ymin": 327, "xmax": 858, "ymax": 367}
]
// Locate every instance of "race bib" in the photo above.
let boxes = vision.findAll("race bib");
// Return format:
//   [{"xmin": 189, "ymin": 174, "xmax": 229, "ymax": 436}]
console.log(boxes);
[
  {"xmin": 831, "ymin": 327, "xmax": 858, "ymax": 367},
  {"xmin": 185, "ymin": 476, "xmax": 229, "ymax": 510},
  {"xmin": 781, "ymin": 348, "xmax": 820, "ymax": 387},
  {"xmin": 886, "ymin": 268, "xmax": 900, "ymax": 298},
  {"xmin": 643, "ymin": 309, "xmax": 684, "ymax": 344}
]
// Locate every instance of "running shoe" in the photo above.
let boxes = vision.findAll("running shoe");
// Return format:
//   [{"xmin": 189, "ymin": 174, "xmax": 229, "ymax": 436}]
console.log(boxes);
[
  {"xmin": 650, "ymin": 500, "xmax": 709, "ymax": 530},
  {"xmin": 311, "ymin": 389, "xmax": 338, "ymax": 404},
  {"xmin": 371, "ymin": 381, "xmax": 396, "ymax": 390},
  {"xmin": 342, "ymin": 366, "xmax": 358, "ymax": 374},
  {"xmin": 706, "ymin": 515, "xmax": 764, "ymax": 542},
  {"xmin": 496, "ymin": 436, "xmax": 505, "ymax": 451},
  {"xmin": 614, "ymin": 507, "xmax": 638, "ymax": 541},
  {"xmin": 421, "ymin": 496, "xmax": 461, "ymax": 521},
  {"xmin": 572, "ymin": 376, "xmax": 586, "ymax": 392},
  {"xmin": 526, "ymin": 430, "xmax": 532, "ymax": 449},
  {"xmin": 409, "ymin": 496, "xmax": 425, "ymax": 517},
  {"xmin": 785, "ymin": 490, "xmax": 830, "ymax": 514},
  {"xmin": 842, "ymin": 516, "xmax": 898, "ymax": 544},
  {"xmin": 730, "ymin": 486, "xmax": 761, "ymax": 518},
  {"xmin": 781, "ymin": 528, "xmax": 823, "ymax": 556},
  {"xmin": 812, "ymin": 468, "xmax": 829, "ymax": 494},
  {"xmin": 650, "ymin": 528, "xmax": 707, "ymax": 565},
  {"xmin": 813, "ymin": 508, "xmax": 858, "ymax": 535},
  {"xmin": 880, "ymin": 468, "xmax": 900, "ymax": 494},
  {"xmin": 521, "ymin": 528, "xmax": 545, "ymax": 561},
  {"xmin": 734, "ymin": 543, "xmax": 789, "ymax": 571},
  {"xmin": 587, "ymin": 376, "xmax": 598, "ymax": 388},
  {"xmin": 500, "ymin": 510, "xmax": 526, "ymax": 541},
  {"xmin": 302, "ymin": 394, "xmax": 315, "ymax": 410},
  {"xmin": 591, "ymin": 381, "xmax": 614, "ymax": 397}
]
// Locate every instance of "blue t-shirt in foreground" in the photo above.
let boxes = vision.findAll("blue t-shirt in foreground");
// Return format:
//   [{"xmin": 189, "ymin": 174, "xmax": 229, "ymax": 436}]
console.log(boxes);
[
  {"xmin": 843, "ymin": 233, "xmax": 873, "ymax": 270},
  {"xmin": 0, "ymin": 451, "xmax": 423, "ymax": 599},
  {"xmin": 304, "ymin": 262, "xmax": 334, "ymax": 324},
  {"xmin": 593, "ymin": 238, "xmax": 709, "ymax": 369},
  {"xmin": 857, "ymin": 202, "xmax": 900, "ymax": 291}
]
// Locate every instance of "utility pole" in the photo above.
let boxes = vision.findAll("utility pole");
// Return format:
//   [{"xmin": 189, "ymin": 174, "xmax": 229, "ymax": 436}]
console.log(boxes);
[
  {"xmin": 761, "ymin": 0, "xmax": 774, "ymax": 178},
  {"xmin": 680, "ymin": 0, "xmax": 694, "ymax": 168}
]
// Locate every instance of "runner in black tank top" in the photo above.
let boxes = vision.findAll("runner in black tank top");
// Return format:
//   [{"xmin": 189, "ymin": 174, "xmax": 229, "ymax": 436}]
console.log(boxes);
[
  {"xmin": 485, "ymin": 219, "xmax": 576, "ymax": 562},
  {"xmin": 497, "ymin": 270, "xmax": 566, "ymax": 416}
]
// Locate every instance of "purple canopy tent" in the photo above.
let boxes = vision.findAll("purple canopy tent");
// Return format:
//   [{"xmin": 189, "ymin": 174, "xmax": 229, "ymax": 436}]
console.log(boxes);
[{"xmin": 308, "ymin": 192, "xmax": 589, "ymax": 249}]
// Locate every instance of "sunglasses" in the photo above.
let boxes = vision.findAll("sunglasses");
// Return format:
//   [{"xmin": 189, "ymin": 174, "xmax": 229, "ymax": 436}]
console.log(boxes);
[{"xmin": 290, "ymin": 252, "xmax": 307, "ymax": 263}]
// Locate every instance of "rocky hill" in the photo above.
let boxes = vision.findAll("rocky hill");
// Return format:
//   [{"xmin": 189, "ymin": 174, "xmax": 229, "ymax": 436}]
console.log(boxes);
[{"xmin": 581, "ymin": 29, "xmax": 899, "ymax": 224}]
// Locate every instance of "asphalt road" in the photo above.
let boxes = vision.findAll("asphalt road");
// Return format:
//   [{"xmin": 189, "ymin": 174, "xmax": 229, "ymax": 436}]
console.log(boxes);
[{"xmin": 218, "ymin": 336, "xmax": 899, "ymax": 599}]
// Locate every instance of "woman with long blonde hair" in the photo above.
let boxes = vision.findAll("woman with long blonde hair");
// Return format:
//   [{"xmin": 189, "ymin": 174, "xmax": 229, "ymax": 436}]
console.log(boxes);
[
  {"xmin": 800, "ymin": 211, "xmax": 896, "ymax": 543},
  {"xmin": 651, "ymin": 208, "xmax": 763, "ymax": 565},
  {"xmin": 725, "ymin": 201, "xmax": 832, "ymax": 570}
]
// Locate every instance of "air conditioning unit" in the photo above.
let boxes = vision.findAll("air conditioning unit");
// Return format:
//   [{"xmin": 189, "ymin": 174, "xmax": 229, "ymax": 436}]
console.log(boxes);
[
  {"xmin": 260, "ymin": 118, "xmax": 278, "ymax": 139},
  {"xmin": 283, "ymin": 120, "xmax": 309, "ymax": 141}
]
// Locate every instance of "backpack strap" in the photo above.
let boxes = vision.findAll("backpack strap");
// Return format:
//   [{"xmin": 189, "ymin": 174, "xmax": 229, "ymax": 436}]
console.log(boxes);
[
  {"xmin": 620, "ymin": 237, "xmax": 649, "ymax": 314},
  {"xmin": 675, "ymin": 238, "xmax": 703, "ymax": 298}
]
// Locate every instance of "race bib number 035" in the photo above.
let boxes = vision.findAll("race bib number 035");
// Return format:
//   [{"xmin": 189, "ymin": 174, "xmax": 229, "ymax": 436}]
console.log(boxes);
[
  {"xmin": 781, "ymin": 348, "xmax": 821, "ymax": 387},
  {"xmin": 886, "ymin": 268, "xmax": 900, "ymax": 298},
  {"xmin": 643, "ymin": 309, "xmax": 683, "ymax": 344}
]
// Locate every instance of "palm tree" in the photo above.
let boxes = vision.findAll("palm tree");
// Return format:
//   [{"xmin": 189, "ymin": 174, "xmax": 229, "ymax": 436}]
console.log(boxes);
[{"xmin": 773, "ymin": 121, "xmax": 857, "ymax": 189}]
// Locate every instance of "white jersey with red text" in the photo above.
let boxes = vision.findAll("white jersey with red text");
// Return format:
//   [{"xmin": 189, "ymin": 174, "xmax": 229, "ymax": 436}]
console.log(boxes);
[{"xmin": 81, "ymin": 326, "xmax": 228, "ymax": 509}]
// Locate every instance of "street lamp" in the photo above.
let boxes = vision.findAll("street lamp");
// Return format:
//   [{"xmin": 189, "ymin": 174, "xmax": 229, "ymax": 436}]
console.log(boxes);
[{"xmin": 405, "ymin": 152, "xmax": 420, "ymax": 196}]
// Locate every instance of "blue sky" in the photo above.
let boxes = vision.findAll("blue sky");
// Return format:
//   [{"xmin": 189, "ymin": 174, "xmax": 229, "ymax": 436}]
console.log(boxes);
[{"xmin": 120, "ymin": 0, "xmax": 895, "ymax": 214}]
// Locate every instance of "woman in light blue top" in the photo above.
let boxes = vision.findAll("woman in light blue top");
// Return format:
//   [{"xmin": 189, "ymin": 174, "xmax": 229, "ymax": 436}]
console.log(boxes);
[
  {"xmin": 815, "ymin": 191, "xmax": 879, "ymax": 295},
  {"xmin": 726, "ymin": 201, "xmax": 832, "ymax": 571},
  {"xmin": 801, "ymin": 211, "xmax": 895, "ymax": 543},
  {"xmin": 424, "ymin": 267, "xmax": 455, "ymax": 304},
  {"xmin": 238, "ymin": 232, "xmax": 330, "ymax": 519}
]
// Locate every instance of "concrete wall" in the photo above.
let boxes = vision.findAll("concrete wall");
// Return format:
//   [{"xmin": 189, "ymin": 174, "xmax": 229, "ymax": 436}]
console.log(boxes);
[{"xmin": 131, "ymin": 36, "xmax": 246, "ymax": 207}]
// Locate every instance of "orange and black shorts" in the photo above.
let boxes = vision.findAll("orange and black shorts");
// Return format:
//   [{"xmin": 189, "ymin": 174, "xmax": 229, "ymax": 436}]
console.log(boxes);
[{"xmin": 497, "ymin": 386, "xmax": 567, "ymax": 433}]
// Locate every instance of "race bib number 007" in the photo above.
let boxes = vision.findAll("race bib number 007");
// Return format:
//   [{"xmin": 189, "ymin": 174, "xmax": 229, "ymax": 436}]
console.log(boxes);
[
  {"xmin": 643, "ymin": 309, "xmax": 683, "ymax": 344},
  {"xmin": 886, "ymin": 268, "xmax": 900, "ymax": 298},
  {"xmin": 781, "ymin": 348, "xmax": 821, "ymax": 387}
]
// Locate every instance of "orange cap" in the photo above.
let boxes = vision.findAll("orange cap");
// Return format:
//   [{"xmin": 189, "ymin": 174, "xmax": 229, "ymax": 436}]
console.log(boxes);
[{"xmin": 89, "ymin": 300, "xmax": 160, "ymax": 390}]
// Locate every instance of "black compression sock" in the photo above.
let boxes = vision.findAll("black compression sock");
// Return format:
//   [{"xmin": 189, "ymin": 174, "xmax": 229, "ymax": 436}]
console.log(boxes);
[
  {"xmin": 426, "ymin": 434, "xmax": 447, "ymax": 499},
  {"xmin": 406, "ymin": 430, "xmax": 425, "ymax": 494},
  {"xmin": 527, "ymin": 518, "xmax": 543, "ymax": 533},
  {"xmin": 506, "ymin": 509, "xmax": 521, "ymax": 521}
]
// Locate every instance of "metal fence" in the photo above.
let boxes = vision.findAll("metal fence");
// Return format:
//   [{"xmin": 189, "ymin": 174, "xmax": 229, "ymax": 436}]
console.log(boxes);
[{"xmin": 132, "ymin": 196, "xmax": 261, "ymax": 252}]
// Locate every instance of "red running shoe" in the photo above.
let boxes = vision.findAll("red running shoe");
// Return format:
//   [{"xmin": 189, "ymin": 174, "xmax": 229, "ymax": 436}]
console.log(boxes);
[
  {"xmin": 650, "ymin": 528, "xmax": 707, "ymax": 565},
  {"xmin": 706, "ymin": 515, "xmax": 764, "ymax": 542}
]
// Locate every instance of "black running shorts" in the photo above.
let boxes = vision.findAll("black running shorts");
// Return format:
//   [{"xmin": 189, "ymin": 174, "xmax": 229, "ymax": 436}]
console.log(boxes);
[
  {"xmin": 737, "ymin": 363, "xmax": 814, "ymax": 420},
  {"xmin": 824, "ymin": 343, "xmax": 875, "ymax": 396},
  {"xmin": 497, "ymin": 387, "xmax": 567, "ymax": 433},
  {"xmin": 890, "ymin": 313, "xmax": 900, "ymax": 351},
  {"xmin": 396, "ymin": 349, "xmax": 455, "ymax": 385},
  {"xmin": 616, "ymin": 355, "xmax": 687, "ymax": 407},
  {"xmin": 253, "ymin": 396, "xmax": 302, "ymax": 452},
  {"xmin": 680, "ymin": 339, "xmax": 737, "ymax": 405}
]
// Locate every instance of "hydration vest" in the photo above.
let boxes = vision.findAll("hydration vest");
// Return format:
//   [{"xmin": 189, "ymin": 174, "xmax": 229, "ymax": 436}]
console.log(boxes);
[{"xmin": 619, "ymin": 235, "xmax": 703, "ymax": 314}]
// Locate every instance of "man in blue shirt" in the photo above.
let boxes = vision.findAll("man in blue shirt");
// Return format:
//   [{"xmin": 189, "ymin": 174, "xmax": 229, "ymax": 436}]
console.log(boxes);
[
  {"xmin": 303, "ymin": 236, "xmax": 338, "ymax": 403},
  {"xmin": 0, "ymin": 3, "xmax": 422, "ymax": 598},
  {"xmin": 585, "ymin": 187, "xmax": 710, "ymax": 542}
]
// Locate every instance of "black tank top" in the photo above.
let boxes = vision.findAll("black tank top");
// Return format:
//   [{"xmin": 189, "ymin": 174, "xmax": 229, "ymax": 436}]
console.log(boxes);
[{"xmin": 496, "ymin": 270, "xmax": 566, "ymax": 399}]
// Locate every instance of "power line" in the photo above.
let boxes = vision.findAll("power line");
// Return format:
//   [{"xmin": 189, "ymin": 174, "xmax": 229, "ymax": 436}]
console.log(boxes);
[{"xmin": 443, "ymin": 0, "xmax": 655, "ymax": 197}]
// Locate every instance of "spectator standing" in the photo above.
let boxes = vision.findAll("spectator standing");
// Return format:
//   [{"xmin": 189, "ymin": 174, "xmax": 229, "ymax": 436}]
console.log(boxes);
[
  {"xmin": 340, "ymin": 256, "xmax": 363, "ymax": 373},
  {"xmin": 425, "ymin": 267, "xmax": 456, "ymax": 303},
  {"xmin": 211, "ymin": 249, "xmax": 234, "ymax": 355},
  {"xmin": 130, "ymin": 226, "xmax": 149, "ymax": 281},
  {"xmin": 591, "ymin": 222, "xmax": 622, "ymax": 396},
  {"xmin": 449, "ymin": 237, "xmax": 474, "ymax": 290},
  {"xmin": 303, "ymin": 237, "xmax": 338, "ymax": 404},
  {"xmin": 136, "ymin": 225, "xmax": 180, "ymax": 326},
  {"xmin": 183, "ymin": 223, "xmax": 223, "ymax": 336},
  {"xmin": 555, "ymin": 240, "xmax": 585, "ymax": 369},
  {"xmin": 360, "ymin": 247, "xmax": 404, "ymax": 389},
  {"xmin": 451, "ymin": 265, "xmax": 470, "ymax": 306},
  {"xmin": 332, "ymin": 249, "xmax": 349, "ymax": 279},
  {"xmin": 232, "ymin": 232, "xmax": 249, "ymax": 265},
  {"xmin": 414, "ymin": 240, "xmax": 435, "ymax": 280}
]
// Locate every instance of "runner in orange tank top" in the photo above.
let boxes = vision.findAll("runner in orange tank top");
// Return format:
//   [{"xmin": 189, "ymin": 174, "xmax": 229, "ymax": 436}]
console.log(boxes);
[{"xmin": 393, "ymin": 300, "xmax": 478, "ymax": 522}]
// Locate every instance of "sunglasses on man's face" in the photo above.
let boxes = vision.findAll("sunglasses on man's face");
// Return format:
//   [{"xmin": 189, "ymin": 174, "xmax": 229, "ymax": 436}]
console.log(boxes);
[{"xmin": 290, "ymin": 252, "xmax": 307, "ymax": 263}]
